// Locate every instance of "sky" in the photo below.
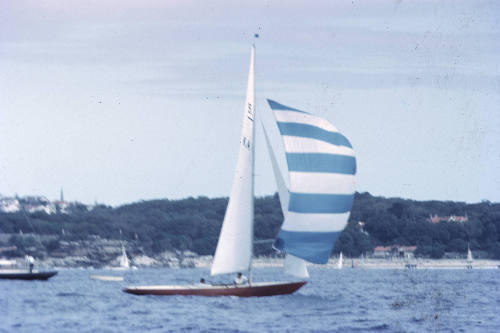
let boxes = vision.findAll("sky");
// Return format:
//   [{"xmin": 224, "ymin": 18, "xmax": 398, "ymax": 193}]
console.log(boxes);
[{"xmin": 0, "ymin": 0, "xmax": 499, "ymax": 206}]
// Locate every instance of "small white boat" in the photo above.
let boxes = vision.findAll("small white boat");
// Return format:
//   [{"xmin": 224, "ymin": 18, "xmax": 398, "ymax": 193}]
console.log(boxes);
[{"xmin": 91, "ymin": 275, "xmax": 124, "ymax": 282}]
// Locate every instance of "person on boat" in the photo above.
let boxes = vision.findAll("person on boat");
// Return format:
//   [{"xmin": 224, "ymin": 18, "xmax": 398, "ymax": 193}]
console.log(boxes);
[
  {"xmin": 234, "ymin": 272, "xmax": 248, "ymax": 286},
  {"xmin": 25, "ymin": 255, "xmax": 35, "ymax": 273}
]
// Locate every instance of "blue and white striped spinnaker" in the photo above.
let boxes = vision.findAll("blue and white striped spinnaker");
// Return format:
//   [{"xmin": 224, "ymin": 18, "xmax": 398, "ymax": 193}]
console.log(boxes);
[{"xmin": 268, "ymin": 99, "xmax": 356, "ymax": 264}]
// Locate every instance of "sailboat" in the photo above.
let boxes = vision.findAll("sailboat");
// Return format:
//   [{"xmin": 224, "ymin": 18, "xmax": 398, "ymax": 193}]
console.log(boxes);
[
  {"xmin": 0, "ymin": 201, "xmax": 57, "ymax": 281},
  {"xmin": 119, "ymin": 244, "xmax": 130, "ymax": 269},
  {"xmin": 124, "ymin": 45, "xmax": 356, "ymax": 297},
  {"xmin": 92, "ymin": 243, "xmax": 132, "ymax": 280},
  {"xmin": 337, "ymin": 252, "xmax": 343, "ymax": 269},
  {"xmin": 104, "ymin": 242, "xmax": 131, "ymax": 270},
  {"xmin": 0, "ymin": 255, "xmax": 57, "ymax": 280},
  {"xmin": 466, "ymin": 244, "xmax": 473, "ymax": 269},
  {"xmin": 91, "ymin": 243, "xmax": 131, "ymax": 281},
  {"xmin": 0, "ymin": 269, "xmax": 57, "ymax": 281}
]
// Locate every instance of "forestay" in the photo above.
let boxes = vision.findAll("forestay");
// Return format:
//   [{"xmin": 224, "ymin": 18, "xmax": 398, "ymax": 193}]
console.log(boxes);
[{"xmin": 268, "ymin": 99, "xmax": 356, "ymax": 264}]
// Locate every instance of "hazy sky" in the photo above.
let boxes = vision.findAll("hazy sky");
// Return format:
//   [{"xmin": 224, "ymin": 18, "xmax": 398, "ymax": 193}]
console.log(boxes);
[{"xmin": 1, "ymin": 0, "xmax": 499, "ymax": 206}]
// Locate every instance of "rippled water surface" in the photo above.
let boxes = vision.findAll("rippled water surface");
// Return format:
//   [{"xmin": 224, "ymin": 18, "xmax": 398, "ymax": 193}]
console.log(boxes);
[{"xmin": 1, "ymin": 267, "xmax": 499, "ymax": 332}]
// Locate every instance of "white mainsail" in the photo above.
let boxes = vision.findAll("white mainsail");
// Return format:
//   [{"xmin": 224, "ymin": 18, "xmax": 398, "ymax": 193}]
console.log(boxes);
[
  {"xmin": 268, "ymin": 99, "xmax": 356, "ymax": 265},
  {"xmin": 120, "ymin": 244, "xmax": 130, "ymax": 269},
  {"xmin": 262, "ymin": 123, "xmax": 309, "ymax": 279},
  {"xmin": 211, "ymin": 46, "xmax": 256, "ymax": 276}
]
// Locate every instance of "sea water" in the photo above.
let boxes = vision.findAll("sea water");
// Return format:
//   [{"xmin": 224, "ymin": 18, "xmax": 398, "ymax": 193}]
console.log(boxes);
[{"xmin": 1, "ymin": 267, "xmax": 499, "ymax": 332}]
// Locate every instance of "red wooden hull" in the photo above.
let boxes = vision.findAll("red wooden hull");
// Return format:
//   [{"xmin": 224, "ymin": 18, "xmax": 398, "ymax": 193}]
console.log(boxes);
[{"xmin": 123, "ymin": 281, "xmax": 307, "ymax": 297}]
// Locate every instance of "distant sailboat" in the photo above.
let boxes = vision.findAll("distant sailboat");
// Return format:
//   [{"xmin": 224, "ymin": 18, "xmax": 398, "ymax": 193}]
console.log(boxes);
[
  {"xmin": 119, "ymin": 244, "xmax": 130, "ymax": 269},
  {"xmin": 124, "ymin": 44, "xmax": 356, "ymax": 297},
  {"xmin": 466, "ymin": 244, "xmax": 473, "ymax": 269},
  {"xmin": 92, "ymin": 244, "xmax": 131, "ymax": 281},
  {"xmin": 337, "ymin": 252, "xmax": 343, "ymax": 269}
]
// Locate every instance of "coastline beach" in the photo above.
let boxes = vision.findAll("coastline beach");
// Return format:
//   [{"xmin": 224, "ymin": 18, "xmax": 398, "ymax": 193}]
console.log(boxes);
[
  {"xmin": 193, "ymin": 256, "xmax": 500, "ymax": 270},
  {"xmin": 5, "ymin": 253, "xmax": 498, "ymax": 271}
]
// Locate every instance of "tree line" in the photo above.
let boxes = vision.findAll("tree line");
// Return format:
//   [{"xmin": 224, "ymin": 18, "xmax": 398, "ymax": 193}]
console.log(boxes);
[{"xmin": 1, "ymin": 192, "xmax": 499, "ymax": 259}]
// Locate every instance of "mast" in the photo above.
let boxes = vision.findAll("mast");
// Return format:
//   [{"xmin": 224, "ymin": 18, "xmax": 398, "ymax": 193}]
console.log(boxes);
[{"xmin": 249, "ymin": 43, "xmax": 256, "ymax": 283}]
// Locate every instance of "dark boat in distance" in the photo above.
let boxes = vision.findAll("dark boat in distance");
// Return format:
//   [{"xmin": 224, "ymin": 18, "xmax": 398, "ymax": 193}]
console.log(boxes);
[
  {"xmin": 123, "ymin": 281, "xmax": 307, "ymax": 297},
  {"xmin": 0, "ymin": 270, "xmax": 58, "ymax": 280}
]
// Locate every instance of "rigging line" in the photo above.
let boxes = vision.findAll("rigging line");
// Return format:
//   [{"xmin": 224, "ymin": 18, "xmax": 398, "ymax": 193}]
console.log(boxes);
[
  {"xmin": 19, "ymin": 199, "xmax": 45, "ymax": 249},
  {"xmin": 0, "ymin": 163, "xmax": 48, "ymax": 249}
]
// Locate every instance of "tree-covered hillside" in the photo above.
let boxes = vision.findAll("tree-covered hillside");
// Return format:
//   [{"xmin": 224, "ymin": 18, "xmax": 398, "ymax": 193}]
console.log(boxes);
[{"xmin": 1, "ymin": 192, "xmax": 499, "ymax": 259}]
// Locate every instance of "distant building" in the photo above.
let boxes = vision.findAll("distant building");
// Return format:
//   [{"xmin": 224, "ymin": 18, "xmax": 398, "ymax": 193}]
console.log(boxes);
[
  {"xmin": 0, "ymin": 194, "xmax": 93, "ymax": 215},
  {"xmin": 0, "ymin": 196, "xmax": 21, "ymax": 213},
  {"xmin": 22, "ymin": 196, "xmax": 56, "ymax": 214},
  {"xmin": 54, "ymin": 200, "xmax": 70, "ymax": 214},
  {"xmin": 373, "ymin": 246, "xmax": 392, "ymax": 258},
  {"xmin": 428, "ymin": 214, "xmax": 468, "ymax": 223}
]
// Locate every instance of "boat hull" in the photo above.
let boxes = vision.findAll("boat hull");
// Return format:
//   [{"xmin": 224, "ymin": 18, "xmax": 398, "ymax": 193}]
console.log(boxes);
[
  {"xmin": 123, "ymin": 281, "xmax": 307, "ymax": 297},
  {"xmin": 0, "ymin": 270, "xmax": 58, "ymax": 280},
  {"xmin": 91, "ymin": 274, "xmax": 124, "ymax": 281}
]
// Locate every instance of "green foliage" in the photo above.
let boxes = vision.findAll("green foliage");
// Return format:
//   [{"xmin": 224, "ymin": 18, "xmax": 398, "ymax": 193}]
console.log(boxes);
[
  {"xmin": 43, "ymin": 239, "xmax": 60, "ymax": 252},
  {"xmin": 415, "ymin": 244, "xmax": 446, "ymax": 259},
  {"xmin": 333, "ymin": 222, "xmax": 373, "ymax": 257},
  {"xmin": 0, "ymin": 192, "xmax": 499, "ymax": 259},
  {"xmin": 348, "ymin": 194, "xmax": 500, "ymax": 259}
]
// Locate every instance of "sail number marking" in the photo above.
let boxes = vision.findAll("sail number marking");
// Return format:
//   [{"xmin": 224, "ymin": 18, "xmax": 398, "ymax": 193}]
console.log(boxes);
[
  {"xmin": 247, "ymin": 103, "xmax": 254, "ymax": 121},
  {"xmin": 242, "ymin": 136, "xmax": 251, "ymax": 149}
]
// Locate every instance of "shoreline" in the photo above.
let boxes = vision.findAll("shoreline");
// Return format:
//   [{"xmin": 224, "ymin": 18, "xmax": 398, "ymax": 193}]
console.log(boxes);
[
  {"xmin": 4, "ymin": 256, "xmax": 499, "ymax": 270},
  {"xmin": 251, "ymin": 258, "xmax": 500, "ymax": 270},
  {"xmin": 172, "ymin": 257, "xmax": 500, "ymax": 270}
]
